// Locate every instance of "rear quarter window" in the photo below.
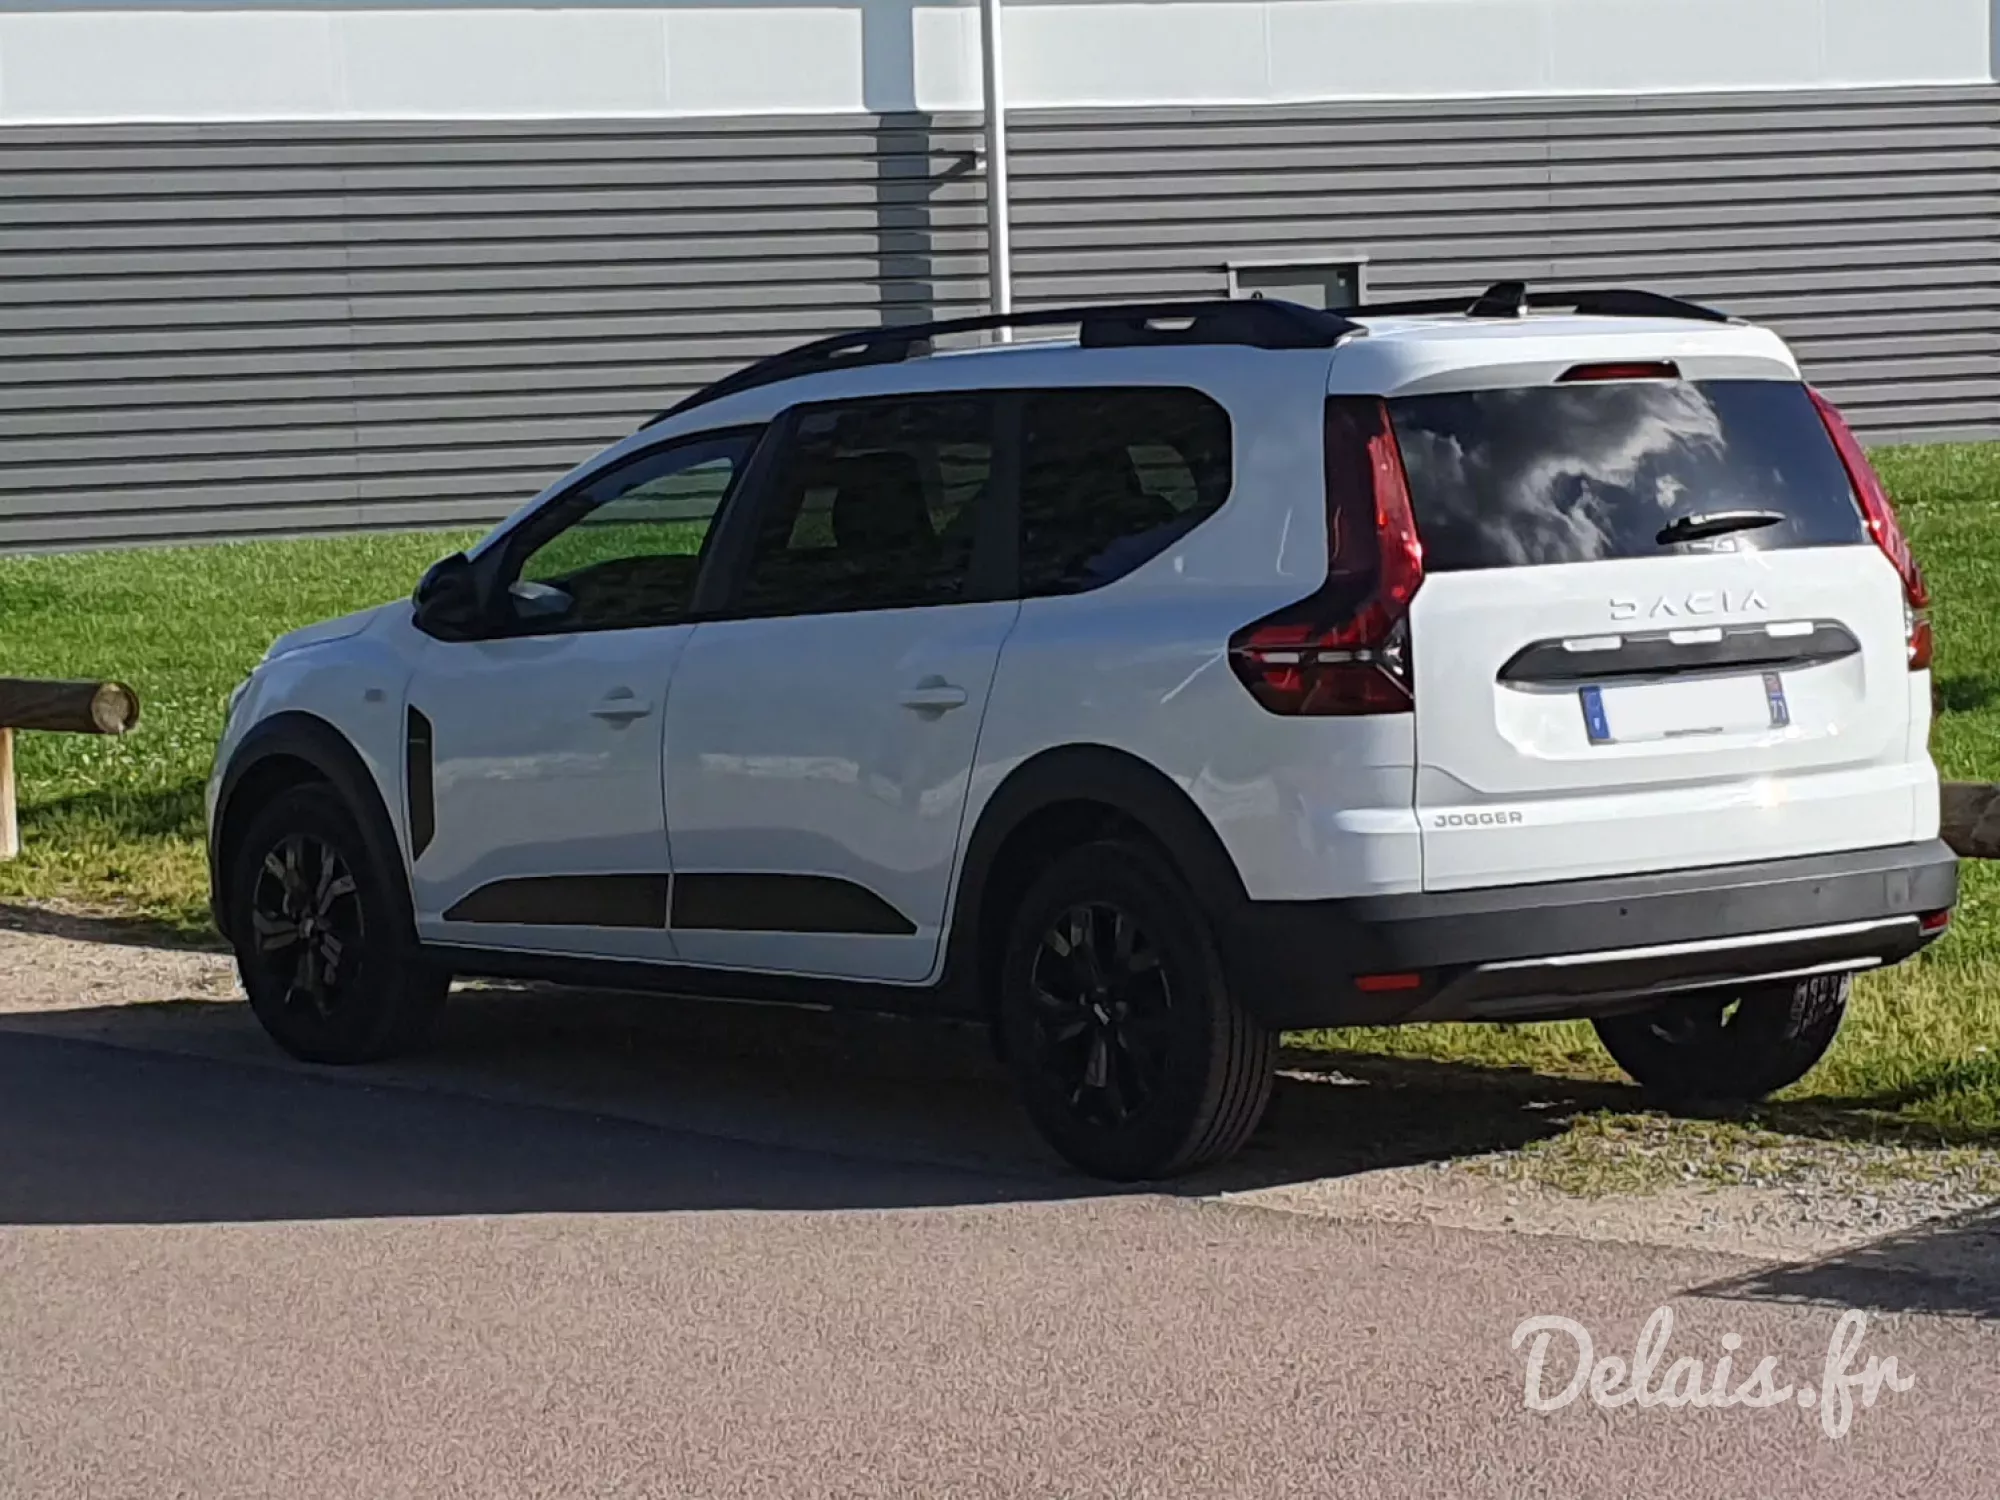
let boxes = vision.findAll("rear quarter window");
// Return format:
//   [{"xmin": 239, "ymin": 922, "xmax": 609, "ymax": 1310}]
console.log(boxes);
[
  {"xmin": 1387, "ymin": 379, "xmax": 1868, "ymax": 571},
  {"xmin": 1018, "ymin": 387, "xmax": 1232, "ymax": 596}
]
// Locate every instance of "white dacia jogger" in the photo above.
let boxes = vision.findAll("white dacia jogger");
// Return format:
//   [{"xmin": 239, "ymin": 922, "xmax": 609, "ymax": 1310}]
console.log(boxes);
[{"xmin": 208, "ymin": 283, "xmax": 1958, "ymax": 1179}]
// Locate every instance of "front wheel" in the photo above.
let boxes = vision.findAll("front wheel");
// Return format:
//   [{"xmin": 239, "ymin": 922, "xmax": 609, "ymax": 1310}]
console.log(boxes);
[
  {"xmin": 996, "ymin": 841, "xmax": 1275, "ymax": 1180},
  {"xmin": 227, "ymin": 782, "xmax": 448, "ymax": 1064},
  {"xmin": 1592, "ymin": 974, "xmax": 1850, "ymax": 1104}
]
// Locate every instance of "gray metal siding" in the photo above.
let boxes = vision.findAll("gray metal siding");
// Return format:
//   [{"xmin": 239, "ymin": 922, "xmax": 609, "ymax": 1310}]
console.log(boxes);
[{"xmin": 0, "ymin": 86, "xmax": 1994, "ymax": 549}]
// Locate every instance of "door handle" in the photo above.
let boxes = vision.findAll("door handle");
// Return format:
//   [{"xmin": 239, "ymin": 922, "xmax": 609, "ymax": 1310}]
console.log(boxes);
[
  {"xmin": 898, "ymin": 679, "xmax": 969, "ymax": 715},
  {"xmin": 590, "ymin": 687, "xmax": 654, "ymax": 723}
]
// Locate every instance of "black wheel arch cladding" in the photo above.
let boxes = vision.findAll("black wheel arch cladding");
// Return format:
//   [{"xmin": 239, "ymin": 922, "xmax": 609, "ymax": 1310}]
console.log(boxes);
[
  {"xmin": 941, "ymin": 744, "xmax": 1248, "ymax": 1007},
  {"xmin": 211, "ymin": 711, "xmax": 413, "ymax": 946}
]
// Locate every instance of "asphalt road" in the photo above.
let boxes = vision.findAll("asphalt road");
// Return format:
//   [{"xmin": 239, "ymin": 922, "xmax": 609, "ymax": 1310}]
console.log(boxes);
[{"xmin": 2, "ymin": 1018, "xmax": 1997, "ymax": 1498}]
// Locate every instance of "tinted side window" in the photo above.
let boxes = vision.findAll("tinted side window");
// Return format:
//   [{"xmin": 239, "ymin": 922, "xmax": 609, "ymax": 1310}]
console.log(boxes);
[
  {"xmin": 511, "ymin": 431, "xmax": 755, "ymax": 633},
  {"xmin": 1018, "ymin": 388, "xmax": 1232, "ymax": 597},
  {"xmin": 733, "ymin": 398, "xmax": 991, "ymax": 618}
]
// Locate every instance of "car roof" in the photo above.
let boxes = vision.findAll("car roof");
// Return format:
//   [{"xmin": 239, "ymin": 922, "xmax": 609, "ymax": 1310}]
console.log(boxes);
[{"xmin": 651, "ymin": 309, "xmax": 1799, "ymax": 433}]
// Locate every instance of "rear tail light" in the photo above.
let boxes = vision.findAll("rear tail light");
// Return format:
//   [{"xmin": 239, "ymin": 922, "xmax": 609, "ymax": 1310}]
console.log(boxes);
[
  {"xmin": 1228, "ymin": 398, "xmax": 1424, "ymax": 715},
  {"xmin": 1809, "ymin": 387, "xmax": 1931, "ymax": 671}
]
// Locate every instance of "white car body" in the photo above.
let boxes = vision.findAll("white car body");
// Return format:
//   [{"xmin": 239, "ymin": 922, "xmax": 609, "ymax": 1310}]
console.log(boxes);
[{"xmin": 210, "ymin": 294, "xmax": 1954, "ymax": 1039}]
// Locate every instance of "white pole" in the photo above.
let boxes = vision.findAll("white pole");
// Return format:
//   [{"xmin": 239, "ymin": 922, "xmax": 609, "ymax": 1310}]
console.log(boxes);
[{"xmin": 978, "ymin": 0, "xmax": 1013, "ymax": 341}]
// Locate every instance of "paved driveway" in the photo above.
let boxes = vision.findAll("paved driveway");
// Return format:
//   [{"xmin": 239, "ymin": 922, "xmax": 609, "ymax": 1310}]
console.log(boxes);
[{"xmin": 1, "ymin": 1000, "xmax": 1995, "ymax": 1499}]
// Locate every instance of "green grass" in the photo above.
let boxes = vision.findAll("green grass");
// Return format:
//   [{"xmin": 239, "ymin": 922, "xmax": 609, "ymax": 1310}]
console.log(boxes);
[
  {"xmin": 2, "ymin": 445, "xmax": 1999, "ymax": 1173},
  {"xmin": 0, "ymin": 530, "xmax": 481, "ymax": 933}
]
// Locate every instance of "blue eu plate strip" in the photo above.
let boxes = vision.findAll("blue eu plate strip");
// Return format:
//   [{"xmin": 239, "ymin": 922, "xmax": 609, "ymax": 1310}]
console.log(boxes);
[
  {"xmin": 1580, "ymin": 685, "xmax": 1611, "ymax": 744},
  {"xmin": 1764, "ymin": 671, "xmax": 1790, "ymax": 728}
]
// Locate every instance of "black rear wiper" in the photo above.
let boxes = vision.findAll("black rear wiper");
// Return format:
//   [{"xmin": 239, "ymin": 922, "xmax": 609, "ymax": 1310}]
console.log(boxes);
[{"xmin": 1655, "ymin": 509, "xmax": 1787, "ymax": 546}]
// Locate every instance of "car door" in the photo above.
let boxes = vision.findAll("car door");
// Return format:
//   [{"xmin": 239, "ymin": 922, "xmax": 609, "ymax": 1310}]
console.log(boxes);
[
  {"xmin": 663, "ymin": 393, "xmax": 1019, "ymax": 983},
  {"xmin": 408, "ymin": 428, "xmax": 760, "ymax": 962}
]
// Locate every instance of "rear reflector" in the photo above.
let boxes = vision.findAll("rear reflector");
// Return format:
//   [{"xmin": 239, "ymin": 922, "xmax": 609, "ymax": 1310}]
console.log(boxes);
[
  {"xmin": 1919, "ymin": 909, "xmax": 1952, "ymax": 935},
  {"xmin": 1809, "ymin": 388, "xmax": 1931, "ymax": 671},
  {"xmin": 1557, "ymin": 361, "xmax": 1681, "ymax": 382},
  {"xmin": 1354, "ymin": 972, "xmax": 1425, "ymax": 993},
  {"xmin": 1227, "ymin": 398, "xmax": 1425, "ymax": 715}
]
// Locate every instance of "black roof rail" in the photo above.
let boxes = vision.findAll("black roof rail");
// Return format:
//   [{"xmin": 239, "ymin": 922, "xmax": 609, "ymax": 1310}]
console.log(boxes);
[
  {"xmin": 642, "ymin": 297, "xmax": 1361, "ymax": 426},
  {"xmin": 1345, "ymin": 282, "xmax": 1737, "ymax": 326}
]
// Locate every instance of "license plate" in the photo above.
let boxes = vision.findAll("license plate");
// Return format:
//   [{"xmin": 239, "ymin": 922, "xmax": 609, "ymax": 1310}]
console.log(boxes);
[{"xmin": 1581, "ymin": 672, "xmax": 1788, "ymax": 745}]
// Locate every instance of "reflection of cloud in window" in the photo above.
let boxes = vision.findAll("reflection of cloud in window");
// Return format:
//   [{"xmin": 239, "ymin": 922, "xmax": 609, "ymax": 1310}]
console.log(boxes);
[{"xmin": 1398, "ymin": 385, "xmax": 1727, "ymax": 567}]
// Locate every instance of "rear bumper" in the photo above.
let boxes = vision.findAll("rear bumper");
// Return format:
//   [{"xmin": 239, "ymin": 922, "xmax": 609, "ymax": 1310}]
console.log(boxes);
[{"xmin": 1223, "ymin": 841, "xmax": 1958, "ymax": 1028}]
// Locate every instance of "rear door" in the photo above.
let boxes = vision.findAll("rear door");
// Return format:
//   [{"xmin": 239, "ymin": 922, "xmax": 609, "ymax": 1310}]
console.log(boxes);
[
  {"xmin": 1396, "ymin": 376, "xmax": 1927, "ymax": 891},
  {"xmin": 662, "ymin": 393, "xmax": 1017, "ymax": 983}
]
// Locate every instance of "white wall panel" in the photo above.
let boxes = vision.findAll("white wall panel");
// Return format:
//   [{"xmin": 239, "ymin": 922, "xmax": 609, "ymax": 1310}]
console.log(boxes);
[
  {"xmin": 1267, "ymin": 0, "xmax": 1555, "ymax": 100},
  {"xmin": 338, "ymin": 11, "xmax": 670, "ymax": 118},
  {"xmin": 0, "ymin": 10, "xmax": 340, "ymax": 120},
  {"xmin": 1006, "ymin": 3, "xmax": 1270, "ymax": 108},
  {"xmin": 1546, "ymin": 0, "xmax": 1826, "ymax": 93},
  {"xmin": 666, "ymin": 9, "xmax": 866, "ymax": 113},
  {"xmin": 911, "ymin": 6, "xmax": 983, "ymax": 114},
  {"xmin": 0, "ymin": 0, "xmax": 1991, "ymax": 123},
  {"xmin": 1825, "ymin": 0, "xmax": 1993, "ymax": 86}
]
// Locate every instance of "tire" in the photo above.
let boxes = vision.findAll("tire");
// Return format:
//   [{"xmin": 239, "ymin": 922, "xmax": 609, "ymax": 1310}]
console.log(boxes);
[
  {"xmin": 1592, "ymin": 974, "xmax": 1850, "ymax": 1104},
  {"xmin": 996, "ymin": 840, "xmax": 1275, "ymax": 1180},
  {"xmin": 226, "ymin": 781, "xmax": 448, "ymax": 1064}
]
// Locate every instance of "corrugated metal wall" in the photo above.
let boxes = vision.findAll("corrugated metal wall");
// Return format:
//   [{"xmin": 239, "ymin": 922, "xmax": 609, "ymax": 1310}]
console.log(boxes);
[{"xmin": 1, "ymin": 86, "xmax": 1994, "ymax": 549}]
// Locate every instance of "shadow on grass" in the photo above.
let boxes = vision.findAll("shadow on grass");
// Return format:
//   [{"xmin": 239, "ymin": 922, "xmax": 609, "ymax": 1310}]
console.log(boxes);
[
  {"xmin": 1933, "ymin": 673, "xmax": 1999, "ymax": 716},
  {"xmin": 18, "ymin": 779, "xmax": 205, "ymax": 843},
  {"xmin": 1277, "ymin": 1043, "xmax": 2000, "ymax": 1152},
  {"xmin": 1692, "ymin": 1202, "xmax": 2000, "ymax": 1320},
  {"xmin": 0, "ymin": 900, "xmax": 223, "ymax": 951}
]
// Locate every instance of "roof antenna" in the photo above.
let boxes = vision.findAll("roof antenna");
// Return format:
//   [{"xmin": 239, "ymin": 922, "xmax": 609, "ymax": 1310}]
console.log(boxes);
[{"xmin": 1468, "ymin": 280, "xmax": 1528, "ymax": 318}]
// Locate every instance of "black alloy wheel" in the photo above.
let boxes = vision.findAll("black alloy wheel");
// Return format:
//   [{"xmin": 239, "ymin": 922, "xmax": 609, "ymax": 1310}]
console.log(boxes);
[
  {"xmin": 998, "ymin": 840, "xmax": 1275, "ymax": 1181},
  {"xmin": 1024, "ymin": 900, "xmax": 1176, "ymax": 1130},
  {"xmin": 228, "ymin": 782, "xmax": 447, "ymax": 1064},
  {"xmin": 246, "ymin": 831, "xmax": 365, "ymax": 1024}
]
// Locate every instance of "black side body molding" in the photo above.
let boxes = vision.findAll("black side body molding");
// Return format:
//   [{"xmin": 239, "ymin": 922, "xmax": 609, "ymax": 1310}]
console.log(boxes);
[
  {"xmin": 671, "ymin": 873, "xmax": 917, "ymax": 935},
  {"xmin": 444, "ymin": 874, "xmax": 669, "ymax": 928}
]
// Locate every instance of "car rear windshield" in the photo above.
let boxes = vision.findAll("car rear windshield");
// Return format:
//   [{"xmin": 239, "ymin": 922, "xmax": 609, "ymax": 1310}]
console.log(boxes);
[{"xmin": 1386, "ymin": 379, "xmax": 1868, "ymax": 572}]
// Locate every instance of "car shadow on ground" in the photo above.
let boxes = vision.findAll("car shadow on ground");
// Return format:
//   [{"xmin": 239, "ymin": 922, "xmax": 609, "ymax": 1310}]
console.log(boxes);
[
  {"xmin": 0, "ymin": 953, "xmax": 1992, "ymax": 1291},
  {"xmin": 1690, "ymin": 1203, "xmax": 2000, "ymax": 1322},
  {"xmin": 0, "ymin": 977, "xmax": 1631, "ymax": 1227}
]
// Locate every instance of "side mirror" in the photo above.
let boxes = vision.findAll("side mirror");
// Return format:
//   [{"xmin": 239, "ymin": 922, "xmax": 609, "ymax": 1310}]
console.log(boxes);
[
  {"xmin": 412, "ymin": 553, "xmax": 485, "ymax": 639},
  {"xmin": 507, "ymin": 578, "xmax": 575, "ymax": 625}
]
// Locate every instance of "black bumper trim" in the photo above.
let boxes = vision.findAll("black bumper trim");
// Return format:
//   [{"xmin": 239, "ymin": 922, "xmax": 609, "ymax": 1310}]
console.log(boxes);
[{"xmin": 1224, "ymin": 841, "xmax": 1958, "ymax": 1028}]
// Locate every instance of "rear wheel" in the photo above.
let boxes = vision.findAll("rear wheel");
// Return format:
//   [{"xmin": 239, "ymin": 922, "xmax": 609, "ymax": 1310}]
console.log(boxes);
[
  {"xmin": 227, "ymin": 782, "xmax": 448, "ymax": 1064},
  {"xmin": 997, "ymin": 841, "xmax": 1275, "ymax": 1180},
  {"xmin": 1592, "ymin": 974, "xmax": 1849, "ymax": 1103}
]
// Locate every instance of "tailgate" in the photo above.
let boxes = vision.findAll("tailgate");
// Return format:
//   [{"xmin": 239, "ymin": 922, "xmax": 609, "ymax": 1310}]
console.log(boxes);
[{"xmin": 1391, "ymin": 375, "xmax": 1926, "ymax": 891}]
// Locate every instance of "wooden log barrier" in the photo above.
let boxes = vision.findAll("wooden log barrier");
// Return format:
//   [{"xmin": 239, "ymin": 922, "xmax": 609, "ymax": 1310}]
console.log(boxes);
[{"xmin": 0, "ymin": 677, "xmax": 141, "ymax": 860}]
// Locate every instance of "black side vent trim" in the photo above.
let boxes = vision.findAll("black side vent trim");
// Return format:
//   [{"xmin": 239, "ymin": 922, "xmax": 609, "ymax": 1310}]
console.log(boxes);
[
  {"xmin": 1499, "ymin": 621, "xmax": 1862, "ymax": 686},
  {"xmin": 670, "ymin": 874, "xmax": 918, "ymax": 935},
  {"xmin": 406, "ymin": 706, "xmax": 436, "ymax": 859},
  {"xmin": 444, "ymin": 874, "xmax": 669, "ymax": 928}
]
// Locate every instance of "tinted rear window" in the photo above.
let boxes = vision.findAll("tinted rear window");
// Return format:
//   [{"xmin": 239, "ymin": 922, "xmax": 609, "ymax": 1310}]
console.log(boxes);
[{"xmin": 1387, "ymin": 379, "xmax": 1867, "ymax": 571}]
